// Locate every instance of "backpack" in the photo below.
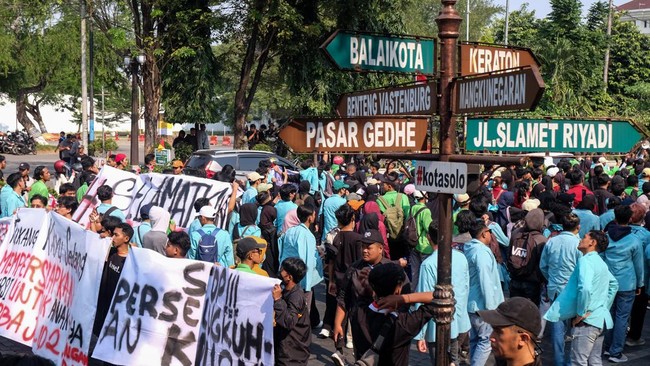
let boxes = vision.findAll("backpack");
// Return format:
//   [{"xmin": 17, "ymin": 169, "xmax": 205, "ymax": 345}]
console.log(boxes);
[
  {"xmin": 197, "ymin": 228, "xmax": 221, "ymax": 263},
  {"xmin": 99, "ymin": 206, "xmax": 119, "ymax": 220},
  {"xmin": 377, "ymin": 194, "xmax": 405, "ymax": 240},
  {"xmin": 507, "ymin": 231, "xmax": 545, "ymax": 279},
  {"xmin": 401, "ymin": 206, "xmax": 427, "ymax": 248}
]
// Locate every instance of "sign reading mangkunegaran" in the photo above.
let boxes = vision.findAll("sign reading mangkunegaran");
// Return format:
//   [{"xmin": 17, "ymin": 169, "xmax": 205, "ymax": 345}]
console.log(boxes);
[
  {"xmin": 454, "ymin": 67, "xmax": 545, "ymax": 114},
  {"xmin": 336, "ymin": 81, "xmax": 437, "ymax": 117},
  {"xmin": 413, "ymin": 161, "xmax": 468, "ymax": 194},
  {"xmin": 279, "ymin": 117, "xmax": 429, "ymax": 153},
  {"xmin": 321, "ymin": 30, "xmax": 436, "ymax": 74},
  {"xmin": 466, "ymin": 118, "xmax": 643, "ymax": 153}
]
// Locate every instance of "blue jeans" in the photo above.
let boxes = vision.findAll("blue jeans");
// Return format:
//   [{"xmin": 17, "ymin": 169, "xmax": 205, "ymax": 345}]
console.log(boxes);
[
  {"xmin": 605, "ymin": 290, "xmax": 636, "ymax": 357},
  {"xmin": 570, "ymin": 324, "xmax": 603, "ymax": 366},
  {"xmin": 469, "ymin": 313, "xmax": 492, "ymax": 366},
  {"xmin": 550, "ymin": 319, "xmax": 569, "ymax": 366}
]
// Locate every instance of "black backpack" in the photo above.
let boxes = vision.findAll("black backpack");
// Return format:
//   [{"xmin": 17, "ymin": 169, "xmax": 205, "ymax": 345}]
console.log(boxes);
[
  {"xmin": 507, "ymin": 231, "xmax": 545, "ymax": 279},
  {"xmin": 401, "ymin": 206, "xmax": 427, "ymax": 248}
]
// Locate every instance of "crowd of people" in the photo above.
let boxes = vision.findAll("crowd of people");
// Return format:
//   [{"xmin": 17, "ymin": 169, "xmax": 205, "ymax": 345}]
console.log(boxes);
[{"xmin": 4, "ymin": 148, "xmax": 650, "ymax": 366}]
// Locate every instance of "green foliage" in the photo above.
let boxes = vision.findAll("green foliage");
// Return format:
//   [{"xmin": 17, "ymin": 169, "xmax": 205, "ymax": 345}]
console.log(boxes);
[
  {"xmin": 252, "ymin": 143, "xmax": 272, "ymax": 152},
  {"xmin": 174, "ymin": 143, "xmax": 193, "ymax": 162},
  {"xmin": 88, "ymin": 138, "xmax": 119, "ymax": 156},
  {"xmin": 36, "ymin": 144, "xmax": 56, "ymax": 152}
]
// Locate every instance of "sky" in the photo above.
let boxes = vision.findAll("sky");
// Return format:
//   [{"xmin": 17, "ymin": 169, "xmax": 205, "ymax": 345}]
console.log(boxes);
[{"xmin": 507, "ymin": 0, "xmax": 627, "ymax": 19}]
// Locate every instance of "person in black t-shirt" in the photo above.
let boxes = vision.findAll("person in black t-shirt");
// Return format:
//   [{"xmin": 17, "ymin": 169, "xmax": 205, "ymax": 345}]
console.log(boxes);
[{"xmin": 93, "ymin": 223, "xmax": 133, "ymax": 336}]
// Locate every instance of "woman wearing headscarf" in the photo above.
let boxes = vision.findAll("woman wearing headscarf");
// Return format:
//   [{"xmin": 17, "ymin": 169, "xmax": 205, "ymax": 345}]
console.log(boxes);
[
  {"xmin": 356, "ymin": 201, "xmax": 389, "ymax": 258},
  {"xmin": 258, "ymin": 191, "xmax": 279, "ymax": 277},
  {"xmin": 142, "ymin": 206, "xmax": 172, "ymax": 255},
  {"xmin": 281, "ymin": 209, "xmax": 300, "ymax": 234},
  {"xmin": 235, "ymin": 203, "xmax": 262, "ymax": 239},
  {"xmin": 494, "ymin": 190, "xmax": 515, "ymax": 234}
]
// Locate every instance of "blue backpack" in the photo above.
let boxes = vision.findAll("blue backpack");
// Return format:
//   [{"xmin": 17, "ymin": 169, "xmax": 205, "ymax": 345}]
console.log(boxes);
[{"xmin": 197, "ymin": 228, "xmax": 220, "ymax": 262}]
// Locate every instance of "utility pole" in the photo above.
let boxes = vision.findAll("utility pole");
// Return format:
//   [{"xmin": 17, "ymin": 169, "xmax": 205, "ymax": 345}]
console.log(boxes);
[
  {"xmin": 434, "ymin": 1, "xmax": 461, "ymax": 365},
  {"xmin": 99, "ymin": 86, "xmax": 109, "ymax": 153},
  {"xmin": 80, "ymin": 0, "xmax": 89, "ymax": 148},
  {"xmin": 603, "ymin": 0, "xmax": 614, "ymax": 90},
  {"xmin": 466, "ymin": 0, "xmax": 470, "ymax": 41},
  {"xmin": 504, "ymin": 0, "xmax": 510, "ymax": 44},
  {"xmin": 130, "ymin": 59, "xmax": 140, "ymax": 166},
  {"xmin": 89, "ymin": 1, "xmax": 95, "ymax": 142}
]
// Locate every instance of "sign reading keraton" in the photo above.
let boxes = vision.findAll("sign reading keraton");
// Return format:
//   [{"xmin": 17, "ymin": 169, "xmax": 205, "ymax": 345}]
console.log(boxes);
[
  {"xmin": 279, "ymin": 118, "xmax": 429, "ymax": 152},
  {"xmin": 337, "ymin": 81, "xmax": 437, "ymax": 117},
  {"xmin": 454, "ymin": 67, "xmax": 545, "ymax": 114},
  {"xmin": 460, "ymin": 43, "xmax": 540, "ymax": 75}
]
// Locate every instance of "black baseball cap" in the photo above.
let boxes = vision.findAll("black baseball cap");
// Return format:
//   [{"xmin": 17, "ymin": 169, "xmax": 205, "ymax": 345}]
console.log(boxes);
[
  {"xmin": 360, "ymin": 230, "xmax": 384, "ymax": 246},
  {"xmin": 19, "ymin": 163, "xmax": 30, "ymax": 171},
  {"xmin": 478, "ymin": 297, "xmax": 542, "ymax": 337},
  {"xmin": 236, "ymin": 237, "xmax": 266, "ymax": 258}
]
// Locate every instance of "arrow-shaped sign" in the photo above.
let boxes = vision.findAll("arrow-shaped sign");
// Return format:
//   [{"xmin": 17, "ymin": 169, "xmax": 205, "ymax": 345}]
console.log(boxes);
[
  {"xmin": 454, "ymin": 66, "xmax": 545, "ymax": 115},
  {"xmin": 459, "ymin": 42, "xmax": 541, "ymax": 76},
  {"xmin": 320, "ymin": 30, "xmax": 436, "ymax": 74},
  {"xmin": 336, "ymin": 81, "xmax": 437, "ymax": 118}
]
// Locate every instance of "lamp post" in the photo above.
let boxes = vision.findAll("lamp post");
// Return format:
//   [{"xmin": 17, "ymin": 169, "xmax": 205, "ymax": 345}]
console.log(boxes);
[{"xmin": 124, "ymin": 54, "xmax": 146, "ymax": 165}]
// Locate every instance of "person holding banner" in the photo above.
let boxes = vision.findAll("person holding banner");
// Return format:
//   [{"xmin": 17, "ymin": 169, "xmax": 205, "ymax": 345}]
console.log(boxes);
[
  {"xmin": 30, "ymin": 194, "xmax": 47, "ymax": 209},
  {"xmin": 55, "ymin": 196, "xmax": 78, "ymax": 219},
  {"xmin": 165, "ymin": 231, "xmax": 191, "ymax": 258},
  {"xmin": 93, "ymin": 223, "xmax": 134, "ymax": 337},
  {"xmin": 0, "ymin": 172, "xmax": 26, "ymax": 218}
]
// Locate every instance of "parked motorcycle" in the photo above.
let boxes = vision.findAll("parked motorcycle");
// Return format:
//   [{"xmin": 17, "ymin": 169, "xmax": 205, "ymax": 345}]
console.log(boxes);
[{"xmin": 0, "ymin": 130, "xmax": 36, "ymax": 155}]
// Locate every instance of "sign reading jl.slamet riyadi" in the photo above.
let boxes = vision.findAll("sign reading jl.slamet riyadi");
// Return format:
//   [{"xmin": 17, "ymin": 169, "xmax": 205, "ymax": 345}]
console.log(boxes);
[
  {"xmin": 454, "ymin": 67, "xmax": 545, "ymax": 114},
  {"xmin": 279, "ymin": 118, "xmax": 429, "ymax": 153},
  {"xmin": 459, "ymin": 42, "xmax": 540, "ymax": 76},
  {"xmin": 414, "ymin": 161, "xmax": 468, "ymax": 194},
  {"xmin": 320, "ymin": 30, "xmax": 435, "ymax": 74},
  {"xmin": 466, "ymin": 118, "xmax": 643, "ymax": 153},
  {"xmin": 336, "ymin": 81, "xmax": 437, "ymax": 118}
]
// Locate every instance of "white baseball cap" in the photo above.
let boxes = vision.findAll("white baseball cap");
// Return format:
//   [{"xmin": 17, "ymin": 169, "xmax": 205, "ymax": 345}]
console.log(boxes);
[{"xmin": 199, "ymin": 206, "xmax": 217, "ymax": 218}]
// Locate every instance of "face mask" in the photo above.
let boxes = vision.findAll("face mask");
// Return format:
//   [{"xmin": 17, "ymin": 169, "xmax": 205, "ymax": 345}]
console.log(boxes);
[{"xmin": 502, "ymin": 183, "xmax": 508, "ymax": 190}]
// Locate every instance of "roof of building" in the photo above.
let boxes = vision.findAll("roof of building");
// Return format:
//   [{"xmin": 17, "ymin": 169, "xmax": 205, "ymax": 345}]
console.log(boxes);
[{"xmin": 618, "ymin": 0, "xmax": 650, "ymax": 11}]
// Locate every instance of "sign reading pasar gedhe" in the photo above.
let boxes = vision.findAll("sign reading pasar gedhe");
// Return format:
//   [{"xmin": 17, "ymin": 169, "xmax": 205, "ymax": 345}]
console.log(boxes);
[
  {"xmin": 413, "ymin": 161, "xmax": 468, "ymax": 194},
  {"xmin": 465, "ymin": 118, "xmax": 643, "ymax": 153},
  {"xmin": 278, "ymin": 118, "xmax": 429, "ymax": 153}
]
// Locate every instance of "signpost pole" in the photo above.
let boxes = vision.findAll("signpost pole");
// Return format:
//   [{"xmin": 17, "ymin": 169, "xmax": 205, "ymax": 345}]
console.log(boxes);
[{"xmin": 434, "ymin": 1, "xmax": 461, "ymax": 365}]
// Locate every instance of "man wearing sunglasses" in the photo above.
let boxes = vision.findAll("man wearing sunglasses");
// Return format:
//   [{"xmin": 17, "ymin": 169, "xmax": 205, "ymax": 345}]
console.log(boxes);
[
  {"xmin": 235, "ymin": 237, "xmax": 267, "ymax": 275},
  {"xmin": 172, "ymin": 160, "xmax": 184, "ymax": 175},
  {"xmin": 464, "ymin": 221, "xmax": 505, "ymax": 366}
]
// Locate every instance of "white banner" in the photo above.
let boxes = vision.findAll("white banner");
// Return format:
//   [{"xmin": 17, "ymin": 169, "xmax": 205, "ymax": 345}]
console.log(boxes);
[
  {"xmin": 0, "ymin": 209, "xmax": 48, "ymax": 346},
  {"xmin": 195, "ymin": 266, "xmax": 279, "ymax": 366},
  {"xmin": 31, "ymin": 212, "xmax": 110, "ymax": 366},
  {"xmin": 92, "ymin": 247, "xmax": 212, "ymax": 366},
  {"xmin": 74, "ymin": 166, "xmax": 234, "ymax": 229}
]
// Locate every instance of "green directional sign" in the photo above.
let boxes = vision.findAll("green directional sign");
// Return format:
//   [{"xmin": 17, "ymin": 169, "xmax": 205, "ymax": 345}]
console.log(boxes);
[
  {"xmin": 466, "ymin": 118, "xmax": 644, "ymax": 153},
  {"xmin": 320, "ymin": 30, "xmax": 435, "ymax": 74}
]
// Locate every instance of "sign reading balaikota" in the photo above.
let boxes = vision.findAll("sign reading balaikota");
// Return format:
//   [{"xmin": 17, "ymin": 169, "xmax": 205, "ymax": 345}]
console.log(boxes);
[
  {"xmin": 454, "ymin": 67, "xmax": 545, "ymax": 114},
  {"xmin": 279, "ymin": 118, "xmax": 429, "ymax": 153},
  {"xmin": 321, "ymin": 30, "xmax": 435, "ymax": 74},
  {"xmin": 337, "ymin": 81, "xmax": 437, "ymax": 117},
  {"xmin": 460, "ymin": 42, "xmax": 540, "ymax": 76},
  {"xmin": 414, "ymin": 161, "xmax": 468, "ymax": 194},
  {"xmin": 466, "ymin": 118, "xmax": 643, "ymax": 153}
]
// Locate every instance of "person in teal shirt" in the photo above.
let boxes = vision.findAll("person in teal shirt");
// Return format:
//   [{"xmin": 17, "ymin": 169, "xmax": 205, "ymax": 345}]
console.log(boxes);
[
  {"xmin": 464, "ymin": 222, "xmax": 504, "ymax": 366},
  {"xmin": 189, "ymin": 206, "xmax": 234, "ymax": 266},
  {"xmin": 299, "ymin": 160, "xmax": 319, "ymax": 195},
  {"xmin": 279, "ymin": 205, "xmax": 323, "ymax": 294},
  {"xmin": 242, "ymin": 172, "xmax": 262, "ymax": 204},
  {"xmin": 28, "ymin": 166, "xmax": 51, "ymax": 206},
  {"xmin": 572, "ymin": 194, "xmax": 601, "ymax": 238},
  {"xmin": 275, "ymin": 184, "xmax": 297, "ymax": 233},
  {"xmin": 600, "ymin": 197, "xmax": 620, "ymax": 229},
  {"xmin": 320, "ymin": 180, "xmax": 348, "ymax": 241},
  {"xmin": 0, "ymin": 173, "xmax": 26, "ymax": 218},
  {"xmin": 132, "ymin": 204, "xmax": 154, "ymax": 248},
  {"xmin": 545, "ymin": 230, "xmax": 618, "ymax": 365},
  {"xmin": 415, "ymin": 223, "xmax": 470, "ymax": 365},
  {"xmin": 539, "ymin": 213, "xmax": 582, "ymax": 366},
  {"xmin": 602, "ymin": 205, "xmax": 645, "ymax": 362},
  {"xmin": 235, "ymin": 203, "xmax": 262, "ymax": 238}
]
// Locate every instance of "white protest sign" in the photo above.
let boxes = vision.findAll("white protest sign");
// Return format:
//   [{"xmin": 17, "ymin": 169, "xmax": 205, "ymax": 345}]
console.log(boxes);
[
  {"xmin": 195, "ymin": 266, "xmax": 279, "ymax": 366},
  {"xmin": 74, "ymin": 166, "xmax": 234, "ymax": 229},
  {"xmin": 413, "ymin": 161, "xmax": 468, "ymax": 194},
  {"xmin": 92, "ymin": 247, "xmax": 212, "ymax": 366},
  {"xmin": 32, "ymin": 212, "xmax": 110, "ymax": 366},
  {"xmin": 0, "ymin": 209, "xmax": 48, "ymax": 346}
]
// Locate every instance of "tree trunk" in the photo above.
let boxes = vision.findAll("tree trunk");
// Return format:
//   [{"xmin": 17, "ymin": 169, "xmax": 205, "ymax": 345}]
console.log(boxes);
[
  {"xmin": 25, "ymin": 100, "xmax": 47, "ymax": 134},
  {"xmin": 233, "ymin": 0, "xmax": 276, "ymax": 150},
  {"xmin": 15, "ymin": 79, "xmax": 46, "ymax": 133},
  {"xmin": 141, "ymin": 55, "xmax": 161, "ymax": 153}
]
